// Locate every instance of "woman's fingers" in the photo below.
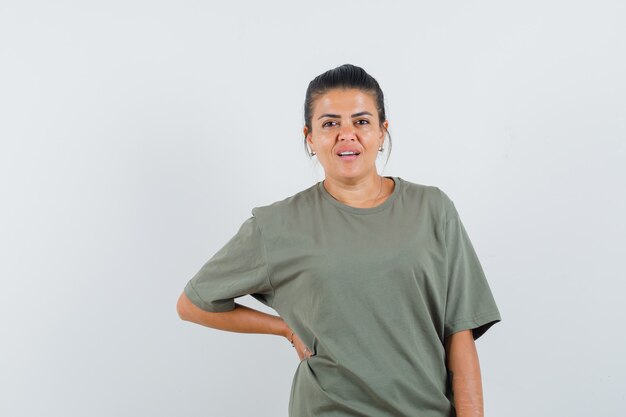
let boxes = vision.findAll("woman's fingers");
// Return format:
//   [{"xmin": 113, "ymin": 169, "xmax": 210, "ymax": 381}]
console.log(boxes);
[{"xmin": 291, "ymin": 332, "xmax": 313, "ymax": 360}]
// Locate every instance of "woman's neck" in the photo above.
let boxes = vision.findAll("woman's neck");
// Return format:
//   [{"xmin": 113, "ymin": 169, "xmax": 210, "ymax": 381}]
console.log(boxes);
[{"xmin": 322, "ymin": 174, "xmax": 394, "ymax": 208}]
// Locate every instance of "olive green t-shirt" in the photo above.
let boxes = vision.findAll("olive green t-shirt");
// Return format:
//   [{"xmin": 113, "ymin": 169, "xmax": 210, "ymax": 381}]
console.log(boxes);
[{"xmin": 184, "ymin": 176, "xmax": 502, "ymax": 417}]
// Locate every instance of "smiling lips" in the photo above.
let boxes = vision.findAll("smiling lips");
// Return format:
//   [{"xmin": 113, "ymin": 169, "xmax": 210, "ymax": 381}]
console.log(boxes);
[{"xmin": 336, "ymin": 147, "xmax": 361, "ymax": 161}]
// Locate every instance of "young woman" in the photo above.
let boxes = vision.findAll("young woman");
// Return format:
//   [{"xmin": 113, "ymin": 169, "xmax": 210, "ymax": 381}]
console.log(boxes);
[{"xmin": 177, "ymin": 64, "xmax": 502, "ymax": 417}]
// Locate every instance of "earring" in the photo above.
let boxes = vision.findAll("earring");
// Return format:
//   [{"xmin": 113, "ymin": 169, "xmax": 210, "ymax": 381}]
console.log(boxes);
[
  {"xmin": 310, "ymin": 150, "xmax": 316, "ymax": 156},
  {"xmin": 378, "ymin": 145, "xmax": 384, "ymax": 152}
]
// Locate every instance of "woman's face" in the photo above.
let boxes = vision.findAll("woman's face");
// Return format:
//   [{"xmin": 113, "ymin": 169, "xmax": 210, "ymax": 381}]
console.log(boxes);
[{"xmin": 304, "ymin": 88, "xmax": 388, "ymax": 182}]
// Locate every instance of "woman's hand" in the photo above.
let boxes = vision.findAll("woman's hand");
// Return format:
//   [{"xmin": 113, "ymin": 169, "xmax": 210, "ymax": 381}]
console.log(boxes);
[{"xmin": 287, "ymin": 329, "xmax": 314, "ymax": 361}]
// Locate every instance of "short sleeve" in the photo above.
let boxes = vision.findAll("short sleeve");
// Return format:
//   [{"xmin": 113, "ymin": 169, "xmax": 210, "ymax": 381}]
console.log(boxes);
[
  {"xmin": 184, "ymin": 215, "xmax": 274, "ymax": 312},
  {"xmin": 441, "ymin": 190, "xmax": 502, "ymax": 341}
]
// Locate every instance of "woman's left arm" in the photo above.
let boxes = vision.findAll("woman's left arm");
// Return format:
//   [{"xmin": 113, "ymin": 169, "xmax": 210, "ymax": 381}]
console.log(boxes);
[{"xmin": 444, "ymin": 329, "xmax": 484, "ymax": 417}]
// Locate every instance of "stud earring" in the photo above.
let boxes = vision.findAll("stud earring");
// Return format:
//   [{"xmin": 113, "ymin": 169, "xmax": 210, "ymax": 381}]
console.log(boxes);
[
  {"xmin": 378, "ymin": 145, "xmax": 384, "ymax": 152},
  {"xmin": 310, "ymin": 150, "xmax": 316, "ymax": 156}
]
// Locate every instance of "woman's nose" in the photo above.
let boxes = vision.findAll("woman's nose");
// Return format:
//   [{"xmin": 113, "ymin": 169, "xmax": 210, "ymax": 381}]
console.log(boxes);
[{"xmin": 338, "ymin": 123, "xmax": 357, "ymax": 140}]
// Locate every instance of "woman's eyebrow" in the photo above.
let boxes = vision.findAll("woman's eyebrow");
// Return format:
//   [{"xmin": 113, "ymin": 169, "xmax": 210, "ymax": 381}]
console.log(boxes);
[{"xmin": 318, "ymin": 111, "xmax": 373, "ymax": 120}]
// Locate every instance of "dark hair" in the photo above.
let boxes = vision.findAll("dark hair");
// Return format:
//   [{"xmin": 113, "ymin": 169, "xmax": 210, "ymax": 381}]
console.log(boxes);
[{"xmin": 303, "ymin": 64, "xmax": 392, "ymax": 166}]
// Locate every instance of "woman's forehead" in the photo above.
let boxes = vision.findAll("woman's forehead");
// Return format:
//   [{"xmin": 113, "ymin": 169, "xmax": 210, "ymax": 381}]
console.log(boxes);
[{"xmin": 314, "ymin": 88, "xmax": 377, "ymax": 114}]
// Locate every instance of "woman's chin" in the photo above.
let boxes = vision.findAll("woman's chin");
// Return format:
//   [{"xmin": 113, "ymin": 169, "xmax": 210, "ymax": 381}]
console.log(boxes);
[{"xmin": 325, "ymin": 166, "xmax": 373, "ymax": 180}]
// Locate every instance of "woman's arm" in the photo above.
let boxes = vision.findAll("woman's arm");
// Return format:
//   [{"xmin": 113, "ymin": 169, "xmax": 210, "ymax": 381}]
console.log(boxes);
[
  {"xmin": 177, "ymin": 292, "xmax": 313, "ymax": 360},
  {"xmin": 444, "ymin": 329, "xmax": 484, "ymax": 417},
  {"xmin": 177, "ymin": 291, "xmax": 289, "ymax": 337}
]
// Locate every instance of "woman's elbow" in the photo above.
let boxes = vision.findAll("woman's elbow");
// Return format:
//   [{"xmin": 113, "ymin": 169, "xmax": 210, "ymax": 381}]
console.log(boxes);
[{"xmin": 177, "ymin": 291, "xmax": 193, "ymax": 321}]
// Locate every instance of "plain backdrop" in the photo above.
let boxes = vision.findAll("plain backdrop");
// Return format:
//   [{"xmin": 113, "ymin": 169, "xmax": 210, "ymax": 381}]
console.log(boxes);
[{"xmin": 1, "ymin": 1, "xmax": 625, "ymax": 416}]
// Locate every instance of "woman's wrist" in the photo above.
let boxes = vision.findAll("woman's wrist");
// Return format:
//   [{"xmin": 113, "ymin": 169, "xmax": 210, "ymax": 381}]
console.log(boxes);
[{"xmin": 274, "ymin": 316, "xmax": 292, "ymax": 340}]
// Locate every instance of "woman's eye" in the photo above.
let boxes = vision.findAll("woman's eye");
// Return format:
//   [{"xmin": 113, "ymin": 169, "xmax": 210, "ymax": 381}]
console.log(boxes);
[
  {"xmin": 356, "ymin": 119, "xmax": 369, "ymax": 125},
  {"xmin": 322, "ymin": 121, "xmax": 337, "ymax": 128}
]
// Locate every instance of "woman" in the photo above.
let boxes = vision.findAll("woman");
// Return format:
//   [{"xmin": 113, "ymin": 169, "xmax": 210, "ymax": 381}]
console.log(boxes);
[{"xmin": 177, "ymin": 64, "xmax": 502, "ymax": 417}]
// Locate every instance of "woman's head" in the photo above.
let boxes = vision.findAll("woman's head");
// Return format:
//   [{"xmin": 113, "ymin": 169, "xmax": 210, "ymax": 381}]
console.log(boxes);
[{"xmin": 303, "ymin": 64, "xmax": 392, "ymax": 180}]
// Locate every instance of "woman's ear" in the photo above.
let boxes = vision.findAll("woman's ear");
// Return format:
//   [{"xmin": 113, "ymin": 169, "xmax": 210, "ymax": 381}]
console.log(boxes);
[
  {"xmin": 380, "ymin": 120, "xmax": 389, "ymax": 139},
  {"xmin": 304, "ymin": 126, "xmax": 313, "ymax": 147}
]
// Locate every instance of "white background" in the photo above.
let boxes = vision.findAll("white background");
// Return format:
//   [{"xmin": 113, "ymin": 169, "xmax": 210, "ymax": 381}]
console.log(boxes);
[{"xmin": 2, "ymin": 1, "xmax": 625, "ymax": 416}]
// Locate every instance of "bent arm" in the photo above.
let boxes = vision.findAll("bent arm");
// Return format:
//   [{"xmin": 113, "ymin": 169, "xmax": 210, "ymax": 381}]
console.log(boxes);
[
  {"xmin": 444, "ymin": 329, "xmax": 484, "ymax": 417},
  {"xmin": 177, "ymin": 291, "xmax": 290, "ymax": 339}
]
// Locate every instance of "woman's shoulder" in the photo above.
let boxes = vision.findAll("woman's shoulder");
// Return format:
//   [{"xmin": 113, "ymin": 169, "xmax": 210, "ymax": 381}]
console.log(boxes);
[
  {"xmin": 250, "ymin": 182, "xmax": 319, "ymax": 227},
  {"xmin": 398, "ymin": 176, "xmax": 441, "ymax": 197},
  {"xmin": 398, "ymin": 176, "xmax": 450, "ymax": 202},
  {"xmin": 398, "ymin": 176, "xmax": 456, "ymax": 220}
]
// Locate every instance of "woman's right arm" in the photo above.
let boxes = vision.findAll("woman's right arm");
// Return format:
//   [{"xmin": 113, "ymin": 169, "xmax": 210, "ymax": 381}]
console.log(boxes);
[
  {"xmin": 177, "ymin": 291, "xmax": 289, "ymax": 337},
  {"xmin": 177, "ymin": 292, "xmax": 313, "ymax": 360}
]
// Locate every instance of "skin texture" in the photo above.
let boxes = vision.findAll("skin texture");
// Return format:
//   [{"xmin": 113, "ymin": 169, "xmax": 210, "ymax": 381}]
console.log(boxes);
[
  {"xmin": 445, "ymin": 330, "xmax": 484, "ymax": 417},
  {"xmin": 178, "ymin": 87, "xmax": 485, "ymax": 413},
  {"xmin": 177, "ymin": 293, "xmax": 313, "ymax": 361}
]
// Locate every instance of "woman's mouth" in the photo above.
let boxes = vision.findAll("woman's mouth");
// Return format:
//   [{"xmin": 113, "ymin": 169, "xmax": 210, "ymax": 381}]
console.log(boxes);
[{"xmin": 337, "ymin": 151, "xmax": 360, "ymax": 161}]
